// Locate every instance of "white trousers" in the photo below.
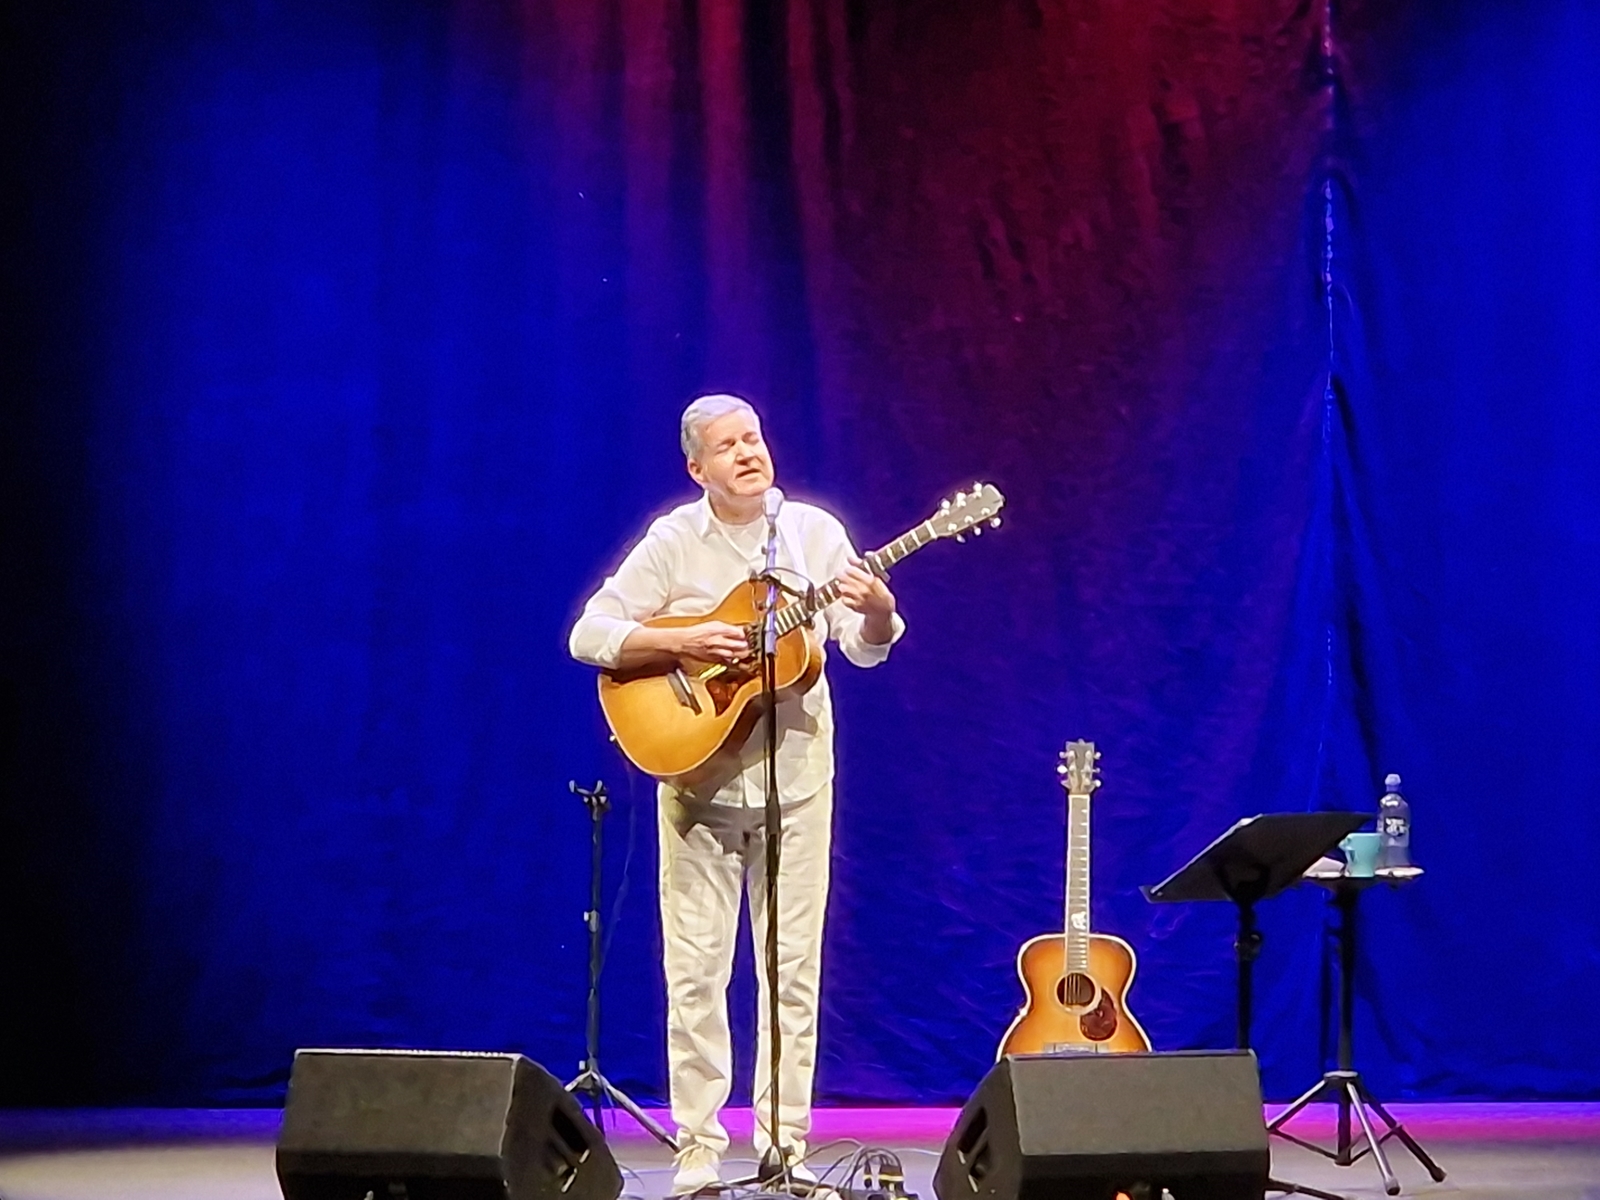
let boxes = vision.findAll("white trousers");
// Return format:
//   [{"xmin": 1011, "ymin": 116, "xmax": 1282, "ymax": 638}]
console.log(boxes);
[{"xmin": 657, "ymin": 782, "xmax": 833, "ymax": 1161}]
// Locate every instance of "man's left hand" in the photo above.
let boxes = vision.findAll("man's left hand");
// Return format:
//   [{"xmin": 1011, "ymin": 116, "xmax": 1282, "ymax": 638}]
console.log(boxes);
[{"xmin": 838, "ymin": 557, "xmax": 897, "ymax": 643}]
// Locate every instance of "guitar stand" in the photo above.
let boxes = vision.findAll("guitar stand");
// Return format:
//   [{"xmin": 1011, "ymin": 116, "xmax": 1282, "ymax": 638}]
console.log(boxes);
[
  {"xmin": 1268, "ymin": 876, "xmax": 1446, "ymax": 1196},
  {"xmin": 564, "ymin": 781, "xmax": 676, "ymax": 1149}
]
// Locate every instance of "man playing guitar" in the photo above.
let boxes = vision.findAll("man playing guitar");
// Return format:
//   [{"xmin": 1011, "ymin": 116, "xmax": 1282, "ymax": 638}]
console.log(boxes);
[{"xmin": 568, "ymin": 393, "xmax": 903, "ymax": 1194}]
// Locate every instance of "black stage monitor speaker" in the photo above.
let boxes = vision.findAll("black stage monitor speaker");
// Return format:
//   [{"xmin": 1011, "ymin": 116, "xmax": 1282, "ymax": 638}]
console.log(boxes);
[
  {"xmin": 276, "ymin": 1048, "xmax": 623, "ymax": 1200},
  {"xmin": 934, "ymin": 1050, "xmax": 1269, "ymax": 1200}
]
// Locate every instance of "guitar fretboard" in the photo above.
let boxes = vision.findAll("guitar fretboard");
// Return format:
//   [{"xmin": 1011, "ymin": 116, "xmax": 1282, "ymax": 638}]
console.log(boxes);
[
  {"xmin": 762, "ymin": 520, "xmax": 940, "ymax": 637},
  {"xmin": 1064, "ymin": 789, "xmax": 1092, "ymax": 971}
]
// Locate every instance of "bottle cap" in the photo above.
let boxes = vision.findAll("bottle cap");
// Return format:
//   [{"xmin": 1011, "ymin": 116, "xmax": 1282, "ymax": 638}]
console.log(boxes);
[{"xmin": 1383, "ymin": 772, "xmax": 1402, "ymax": 792}]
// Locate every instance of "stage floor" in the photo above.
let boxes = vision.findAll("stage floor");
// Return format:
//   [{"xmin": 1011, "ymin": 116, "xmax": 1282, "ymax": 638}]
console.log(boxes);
[{"xmin": 0, "ymin": 1104, "xmax": 1597, "ymax": 1200}]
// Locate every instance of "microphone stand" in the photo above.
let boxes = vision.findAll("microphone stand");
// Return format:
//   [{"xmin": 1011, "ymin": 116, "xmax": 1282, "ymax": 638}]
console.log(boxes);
[
  {"xmin": 564, "ymin": 780, "xmax": 676, "ymax": 1148},
  {"xmin": 757, "ymin": 494, "xmax": 789, "ymax": 1187},
  {"xmin": 730, "ymin": 491, "xmax": 816, "ymax": 1195}
]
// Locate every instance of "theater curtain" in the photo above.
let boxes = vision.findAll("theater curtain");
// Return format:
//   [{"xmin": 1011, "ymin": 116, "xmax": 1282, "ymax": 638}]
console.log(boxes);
[{"xmin": 3, "ymin": 0, "xmax": 1596, "ymax": 1104}]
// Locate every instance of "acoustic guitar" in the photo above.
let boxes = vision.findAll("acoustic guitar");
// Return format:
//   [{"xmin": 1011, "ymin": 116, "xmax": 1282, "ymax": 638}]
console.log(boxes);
[
  {"xmin": 597, "ymin": 483, "xmax": 1005, "ymax": 786},
  {"xmin": 998, "ymin": 739, "xmax": 1152, "ymax": 1057}
]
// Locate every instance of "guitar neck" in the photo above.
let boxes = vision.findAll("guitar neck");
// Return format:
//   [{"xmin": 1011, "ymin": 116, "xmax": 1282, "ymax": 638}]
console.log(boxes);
[
  {"xmin": 1064, "ymin": 789, "xmax": 1092, "ymax": 969},
  {"xmin": 772, "ymin": 520, "xmax": 938, "ymax": 637}
]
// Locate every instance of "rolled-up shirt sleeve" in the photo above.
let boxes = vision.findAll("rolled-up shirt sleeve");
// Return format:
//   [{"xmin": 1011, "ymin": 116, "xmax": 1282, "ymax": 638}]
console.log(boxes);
[
  {"xmin": 814, "ymin": 512, "xmax": 905, "ymax": 668},
  {"xmin": 568, "ymin": 523, "xmax": 674, "ymax": 669}
]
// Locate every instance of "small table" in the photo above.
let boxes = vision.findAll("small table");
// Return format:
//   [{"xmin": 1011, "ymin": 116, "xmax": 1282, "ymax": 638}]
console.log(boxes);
[{"xmin": 1267, "ymin": 866, "xmax": 1447, "ymax": 1196}]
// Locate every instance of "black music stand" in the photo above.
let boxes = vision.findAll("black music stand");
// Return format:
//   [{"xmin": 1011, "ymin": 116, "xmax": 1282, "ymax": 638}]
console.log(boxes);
[
  {"xmin": 1269, "ymin": 867, "xmax": 1446, "ymax": 1196},
  {"xmin": 1143, "ymin": 813, "xmax": 1369, "ymax": 1049},
  {"xmin": 1144, "ymin": 812, "xmax": 1369, "ymax": 1200}
]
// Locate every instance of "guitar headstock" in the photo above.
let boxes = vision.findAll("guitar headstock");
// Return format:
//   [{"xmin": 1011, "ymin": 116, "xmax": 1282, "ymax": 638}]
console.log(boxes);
[
  {"xmin": 928, "ymin": 482, "xmax": 1006, "ymax": 543},
  {"xmin": 1056, "ymin": 739, "xmax": 1101, "ymax": 798}
]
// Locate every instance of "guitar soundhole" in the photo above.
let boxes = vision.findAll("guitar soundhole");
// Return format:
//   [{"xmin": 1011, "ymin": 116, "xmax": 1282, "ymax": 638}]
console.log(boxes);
[
  {"xmin": 1056, "ymin": 972, "xmax": 1096, "ymax": 1008},
  {"xmin": 703, "ymin": 671, "xmax": 750, "ymax": 716}
]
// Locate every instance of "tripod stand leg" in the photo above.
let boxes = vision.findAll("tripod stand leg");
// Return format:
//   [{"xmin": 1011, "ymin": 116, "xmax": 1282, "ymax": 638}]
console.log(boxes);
[
  {"xmin": 599, "ymin": 1074, "xmax": 677, "ymax": 1148},
  {"xmin": 567, "ymin": 1067, "xmax": 678, "ymax": 1149},
  {"xmin": 1268, "ymin": 1073, "xmax": 1337, "ymax": 1133},
  {"xmin": 566, "ymin": 1067, "xmax": 603, "ymax": 1133},
  {"xmin": 1345, "ymin": 1079, "xmax": 1399, "ymax": 1195},
  {"xmin": 1267, "ymin": 1177, "xmax": 1350, "ymax": 1200},
  {"xmin": 1360, "ymin": 1084, "xmax": 1447, "ymax": 1182}
]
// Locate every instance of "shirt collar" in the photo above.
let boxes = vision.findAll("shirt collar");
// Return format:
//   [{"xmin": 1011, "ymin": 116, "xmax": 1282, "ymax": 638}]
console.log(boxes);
[{"xmin": 694, "ymin": 490, "xmax": 772, "ymax": 537}]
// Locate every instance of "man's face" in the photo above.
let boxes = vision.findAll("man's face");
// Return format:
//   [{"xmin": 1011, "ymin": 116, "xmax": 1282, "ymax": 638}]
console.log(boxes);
[{"xmin": 687, "ymin": 409, "xmax": 775, "ymax": 507}]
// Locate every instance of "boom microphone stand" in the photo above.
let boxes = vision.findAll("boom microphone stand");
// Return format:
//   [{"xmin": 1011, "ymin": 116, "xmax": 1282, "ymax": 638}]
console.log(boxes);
[{"xmin": 565, "ymin": 779, "xmax": 676, "ymax": 1147}]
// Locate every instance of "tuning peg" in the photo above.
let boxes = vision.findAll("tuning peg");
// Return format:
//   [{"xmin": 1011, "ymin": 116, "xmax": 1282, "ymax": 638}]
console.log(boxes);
[
  {"xmin": 940, "ymin": 500, "xmax": 951, "ymax": 512},
  {"xmin": 955, "ymin": 534, "xmax": 966, "ymax": 543},
  {"xmin": 1056, "ymin": 763, "xmax": 1067, "ymax": 774},
  {"xmin": 990, "ymin": 517, "xmax": 1002, "ymax": 529}
]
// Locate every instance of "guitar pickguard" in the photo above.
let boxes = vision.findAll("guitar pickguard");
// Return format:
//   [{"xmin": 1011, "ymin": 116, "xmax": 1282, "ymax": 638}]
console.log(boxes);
[{"xmin": 1079, "ymin": 989, "xmax": 1119, "ymax": 1042}]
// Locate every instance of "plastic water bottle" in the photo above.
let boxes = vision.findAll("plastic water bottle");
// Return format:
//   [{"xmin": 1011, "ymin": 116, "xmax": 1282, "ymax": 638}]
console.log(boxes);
[{"xmin": 1378, "ymin": 772, "xmax": 1411, "ymax": 869}]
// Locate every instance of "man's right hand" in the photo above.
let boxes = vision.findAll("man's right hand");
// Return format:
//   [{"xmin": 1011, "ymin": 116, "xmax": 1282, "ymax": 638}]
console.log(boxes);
[{"xmin": 673, "ymin": 621, "xmax": 750, "ymax": 664}]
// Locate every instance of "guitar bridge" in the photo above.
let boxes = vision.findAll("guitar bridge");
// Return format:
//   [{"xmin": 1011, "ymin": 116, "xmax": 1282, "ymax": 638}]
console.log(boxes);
[{"xmin": 666, "ymin": 668, "xmax": 701, "ymax": 714}]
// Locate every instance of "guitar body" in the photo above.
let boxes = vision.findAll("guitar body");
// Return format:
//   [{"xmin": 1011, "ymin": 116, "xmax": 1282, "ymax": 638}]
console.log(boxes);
[
  {"xmin": 999, "ymin": 932, "xmax": 1152, "ymax": 1057},
  {"xmin": 598, "ymin": 579, "xmax": 823, "ymax": 787}
]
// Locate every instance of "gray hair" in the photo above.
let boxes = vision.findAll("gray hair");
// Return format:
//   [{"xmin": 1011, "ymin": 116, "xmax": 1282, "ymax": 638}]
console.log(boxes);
[{"xmin": 680, "ymin": 393, "xmax": 758, "ymax": 461}]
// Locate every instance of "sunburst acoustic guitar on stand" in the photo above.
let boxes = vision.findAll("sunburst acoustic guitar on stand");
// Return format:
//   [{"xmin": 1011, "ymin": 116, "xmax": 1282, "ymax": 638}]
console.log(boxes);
[
  {"xmin": 597, "ymin": 483, "xmax": 1006, "ymax": 787},
  {"xmin": 999, "ymin": 739, "xmax": 1152, "ymax": 1057}
]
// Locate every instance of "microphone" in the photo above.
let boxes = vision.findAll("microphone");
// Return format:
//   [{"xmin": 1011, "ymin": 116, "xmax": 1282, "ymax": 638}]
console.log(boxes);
[{"xmin": 759, "ymin": 488, "xmax": 785, "ymax": 652}]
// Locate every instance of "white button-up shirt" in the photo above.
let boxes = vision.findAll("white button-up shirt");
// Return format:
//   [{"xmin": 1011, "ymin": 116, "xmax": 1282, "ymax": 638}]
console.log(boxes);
[{"xmin": 569, "ymin": 493, "xmax": 905, "ymax": 806}]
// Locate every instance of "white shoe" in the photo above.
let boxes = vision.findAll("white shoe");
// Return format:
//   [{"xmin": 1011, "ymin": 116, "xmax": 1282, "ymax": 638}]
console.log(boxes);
[
  {"xmin": 671, "ymin": 1145, "xmax": 723, "ymax": 1196},
  {"xmin": 758, "ymin": 1150, "xmax": 816, "ymax": 1186}
]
